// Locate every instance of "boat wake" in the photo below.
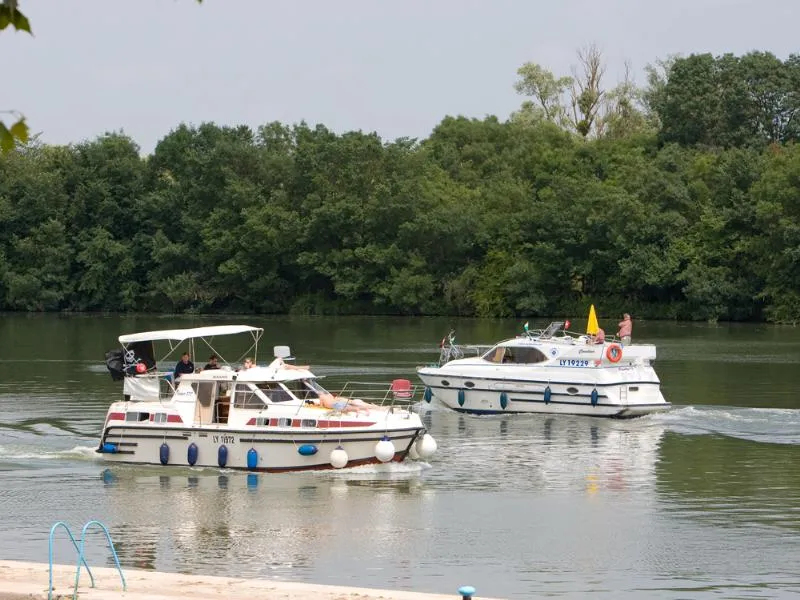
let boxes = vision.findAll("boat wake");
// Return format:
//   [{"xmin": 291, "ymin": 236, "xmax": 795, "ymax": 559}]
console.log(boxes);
[
  {"xmin": 0, "ymin": 443, "xmax": 100, "ymax": 463},
  {"xmin": 650, "ymin": 405, "xmax": 800, "ymax": 445},
  {"xmin": 321, "ymin": 460, "xmax": 430, "ymax": 479}
]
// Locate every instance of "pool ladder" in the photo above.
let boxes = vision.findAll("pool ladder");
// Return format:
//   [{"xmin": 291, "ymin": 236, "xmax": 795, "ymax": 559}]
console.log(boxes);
[{"xmin": 48, "ymin": 520, "xmax": 126, "ymax": 600}]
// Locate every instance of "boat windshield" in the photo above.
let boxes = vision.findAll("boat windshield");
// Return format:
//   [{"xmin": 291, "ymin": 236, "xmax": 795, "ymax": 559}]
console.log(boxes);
[
  {"xmin": 482, "ymin": 345, "xmax": 549, "ymax": 364},
  {"xmin": 282, "ymin": 378, "xmax": 329, "ymax": 401},
  {"xmin": 233, "ymin": 382, "xmax": 296, "ymax": 408},
  {"xmin": 538, "ymin": 322, "xmax": 565, "ymax": 338}
]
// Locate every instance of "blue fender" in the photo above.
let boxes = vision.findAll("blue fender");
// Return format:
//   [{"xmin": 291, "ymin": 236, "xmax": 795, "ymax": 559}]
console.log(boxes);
[
  {"xmin": 159, "ymin": 443, "xmax": 169, "ymax": 465},
  {"xmin": 298, "ymin": 444, "xmax": 318, "ymax": 456},
  {"xmin": 187, "ymin": 443, "xmax": 198, "ymax": 466},
  {"xmin": 247, "ymin": 447, "xmax": 258, "ymax": 471}
]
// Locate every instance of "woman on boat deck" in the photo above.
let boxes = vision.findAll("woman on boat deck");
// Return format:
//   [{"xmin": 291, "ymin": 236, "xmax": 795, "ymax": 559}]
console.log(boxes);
[{"xmin": 317, "ymin": 392, "xmax": 381, "ymax": 414}]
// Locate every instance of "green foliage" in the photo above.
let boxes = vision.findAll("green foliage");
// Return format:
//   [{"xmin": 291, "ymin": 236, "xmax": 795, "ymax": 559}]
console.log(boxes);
[
  {"xmin": 655, "ymin": 52, "xmax": 800, "ymax": 148},
  {"xmin": 1, "ymin": 50, "xmax": 799, "ymax": 321},
  {"xmin": 514, "ymin": 63, "xmax": 572, "ymax": 125},
  {"xmin": 0, "ymin": 2, "xmax": 31, "ymax": 33}
]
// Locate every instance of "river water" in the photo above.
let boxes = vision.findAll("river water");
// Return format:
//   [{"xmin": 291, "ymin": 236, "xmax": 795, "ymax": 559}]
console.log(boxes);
[{"xmin": 0, "ymin": 314, "xmax": 798, "ymax": 599}]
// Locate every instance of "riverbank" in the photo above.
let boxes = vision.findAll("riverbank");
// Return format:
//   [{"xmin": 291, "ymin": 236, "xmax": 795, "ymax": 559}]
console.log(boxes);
[{"xmin": 0, "ymin": 560, "xmax": 497, "ymax": 600}]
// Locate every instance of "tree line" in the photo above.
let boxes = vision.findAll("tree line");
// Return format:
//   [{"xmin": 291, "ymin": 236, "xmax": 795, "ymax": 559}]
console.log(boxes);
[{"xmin": 2, "ymin": 50, "xmax": 800, "ymax": 322}]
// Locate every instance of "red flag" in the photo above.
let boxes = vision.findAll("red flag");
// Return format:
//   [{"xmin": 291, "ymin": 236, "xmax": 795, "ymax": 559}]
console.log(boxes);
[{"xmin": 564, "ymin": 320, "xmax": 571, "ymax": 330}]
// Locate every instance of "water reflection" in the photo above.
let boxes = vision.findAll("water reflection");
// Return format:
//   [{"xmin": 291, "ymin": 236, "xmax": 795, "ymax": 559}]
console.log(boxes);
[
  {"xmin": 110, "ymin": 523, "xmax": 158, "ymax": 571},
  {"xmin": 96, "ymin": 465, "xmax": 437, "ymax": 579},
  {"xmin": 425, "ymin": 410, "xmax": 667, "ymax": 496}
]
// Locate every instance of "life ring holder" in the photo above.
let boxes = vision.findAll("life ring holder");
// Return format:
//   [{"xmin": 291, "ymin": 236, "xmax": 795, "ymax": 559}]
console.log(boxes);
[{"xmin": 606, "ymin": 343, "xmax": 623, "ymax": 363}]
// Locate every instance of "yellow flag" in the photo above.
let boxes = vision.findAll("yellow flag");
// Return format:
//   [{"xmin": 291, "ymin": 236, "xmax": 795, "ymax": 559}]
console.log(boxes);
[{"xmin": 586, "ymin": 304, "xmax": 599, "ymax": 335}]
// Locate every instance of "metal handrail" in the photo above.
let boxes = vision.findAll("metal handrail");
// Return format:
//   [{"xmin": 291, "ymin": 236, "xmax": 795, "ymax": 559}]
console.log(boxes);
[
  {"xmin": 334, "ymin": 381, "xmax": 421, "ymax": 406},
  {"xmin": 73, "ymin": 520, "xmax": 126, "ymax": 600},
  {"xmin": 48, "ymin": 521, "xmax": 95, "ymax": 600}
]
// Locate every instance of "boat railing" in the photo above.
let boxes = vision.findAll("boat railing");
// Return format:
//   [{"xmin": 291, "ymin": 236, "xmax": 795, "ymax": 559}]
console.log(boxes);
[
  {"xmin": 563, "ymin": 330, "xmax": 625, "ymax": 345},
  {"xmin": 435, "ymin": 329, "xmax": 492, "ymax": 366},
  {"xmin": 438, "ymin": 342, "xmax": 490, "ymax": 366},
  {"xmin": 333, "ymin": 380, "xmax": 423, "ymax": 407},
  {"xmin": 521, "ymin": 327, "xmax": 626, "ymax": 346}
]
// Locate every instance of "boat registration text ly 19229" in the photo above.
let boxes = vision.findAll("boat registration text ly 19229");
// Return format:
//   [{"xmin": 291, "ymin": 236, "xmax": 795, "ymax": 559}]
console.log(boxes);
[{"xmin": 558, "ymin": 359, "xmax": 590, "ymax": 367}]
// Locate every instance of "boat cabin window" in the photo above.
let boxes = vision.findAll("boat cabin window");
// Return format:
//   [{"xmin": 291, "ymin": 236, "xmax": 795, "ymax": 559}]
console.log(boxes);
[
  {"xmin": 125, "ymin": 411, "xmax": 149, "ymax": 422},
  {"xmin": 483, "ymin": 345, "xmax": 548, "ymax": 364},
  {"xmin": 232, "ymin": 384, "xmax": 268, "ymax": 409}
]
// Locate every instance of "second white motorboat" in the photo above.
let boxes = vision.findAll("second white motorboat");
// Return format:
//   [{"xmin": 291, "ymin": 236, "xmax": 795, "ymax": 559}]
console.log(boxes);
[{"xmin": 417, "ymin": 322, "xmax": 670, "ymax": 418}]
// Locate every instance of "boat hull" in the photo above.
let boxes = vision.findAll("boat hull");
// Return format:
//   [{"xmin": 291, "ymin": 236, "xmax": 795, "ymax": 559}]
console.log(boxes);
[
  {"xmin": 98, "ymin": 424, "xmax": 423, "ymax": 472},
  {"xmin": 417, "ymin": 369, "xmax": 670, "ymax": 418}
]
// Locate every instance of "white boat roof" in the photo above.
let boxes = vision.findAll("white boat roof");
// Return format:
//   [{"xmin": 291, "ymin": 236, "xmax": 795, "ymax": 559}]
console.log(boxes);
[{"xmin": 119, "ymin": 325, "xmax": 263, "ymax": 344}]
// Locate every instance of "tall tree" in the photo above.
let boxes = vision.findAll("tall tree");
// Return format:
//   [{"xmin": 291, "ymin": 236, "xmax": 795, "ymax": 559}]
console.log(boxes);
[
  {"xmin": 514, "ymin": 63, "xmax": 572, "ymax": 127},
  {"xmin": 569, "ymin": 44, "xmax": 606, "ymax": 137}
]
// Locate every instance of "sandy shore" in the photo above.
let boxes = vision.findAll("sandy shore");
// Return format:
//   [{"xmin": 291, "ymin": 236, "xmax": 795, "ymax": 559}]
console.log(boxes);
[{"xmin": 0, "ymin": 560, "xmax": 499, "ymax": 600}]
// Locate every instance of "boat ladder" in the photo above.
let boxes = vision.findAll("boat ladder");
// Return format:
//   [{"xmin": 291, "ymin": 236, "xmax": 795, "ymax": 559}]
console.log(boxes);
[{"xmin": 48, "ymin": 519, "xmax": 126, "ymax": 600}]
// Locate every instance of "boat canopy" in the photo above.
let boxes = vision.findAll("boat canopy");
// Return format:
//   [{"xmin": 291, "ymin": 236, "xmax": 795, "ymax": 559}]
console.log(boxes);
[{"xmin": 119, "ymin": 325, "xmax": 263, "ymax": 344}]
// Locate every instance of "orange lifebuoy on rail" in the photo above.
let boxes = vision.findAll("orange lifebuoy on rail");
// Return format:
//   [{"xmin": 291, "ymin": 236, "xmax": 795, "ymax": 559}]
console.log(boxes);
[{"xmin": 606, "ymin": 343, "xmax": 623, "ymax": 363}]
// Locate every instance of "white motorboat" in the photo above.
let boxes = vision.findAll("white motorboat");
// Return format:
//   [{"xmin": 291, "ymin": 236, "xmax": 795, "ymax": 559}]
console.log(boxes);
[
  {"xmin": 417, "ymin": 321, "xmax": 670, "ymax": 418},
  {"xmin": 100, "ymin": 325, "xmax": 437, "ymax": 471}
]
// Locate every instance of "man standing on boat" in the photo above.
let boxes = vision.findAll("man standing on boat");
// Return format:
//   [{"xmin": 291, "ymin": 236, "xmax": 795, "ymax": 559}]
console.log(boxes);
[
  {"xmin": 617, "ymin": 314, "xmax": 633, "ymax": 345},
  {"xmin": 174, "ymin": 352, "xmax": 195, "ymax": 380}
]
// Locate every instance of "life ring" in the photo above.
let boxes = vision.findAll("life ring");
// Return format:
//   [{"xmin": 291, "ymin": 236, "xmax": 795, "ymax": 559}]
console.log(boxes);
[{"xmin": 606, "ymin": 344, "xmax": 623, "ymax": 363}]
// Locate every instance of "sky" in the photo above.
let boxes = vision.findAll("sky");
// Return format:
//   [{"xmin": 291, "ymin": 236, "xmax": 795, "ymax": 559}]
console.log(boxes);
[{"xmin": 2, "ymin": 0, "xmax": 798, "ymax": 154}]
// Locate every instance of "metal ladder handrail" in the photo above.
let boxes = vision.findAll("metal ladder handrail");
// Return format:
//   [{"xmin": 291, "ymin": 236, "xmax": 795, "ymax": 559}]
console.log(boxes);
[
  {"xmin": 73, "ymin": 520, "xmax": 127, "ymax": 600},
  {"xmin": 48, "ymin": 521, "xmax": 95, "ymax": 600},
  {"xmin": 47, "ymin": 519, "xmax": 126, "ymax": 600}
]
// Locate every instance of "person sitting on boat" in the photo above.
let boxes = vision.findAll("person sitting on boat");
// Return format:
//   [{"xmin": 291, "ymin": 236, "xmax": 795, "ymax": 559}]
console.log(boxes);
[
  {"xmin": 591, "ymin": 328, "xmax": 606, "ymax": 345},
  {"xmin": 173, "ymin": 352, "xmax": 195, "ymax": 380},
  {"xmin": 318, "ymin": 392, "xmax": 381, "ymax": 415},
  {"xmin": 268, "ymin": 356, "xmax": 311, "ymax": 371},
  {"xmin": 203, "ymin": 354, "xmax": 220, "ymax": 370},
  {"xmin": 617, "ymin": 313, "xmax": 633, "ymax": 345},
  {"xmin": 240, "ymin": 357, "xmax": 254, "ymax": 370}
]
